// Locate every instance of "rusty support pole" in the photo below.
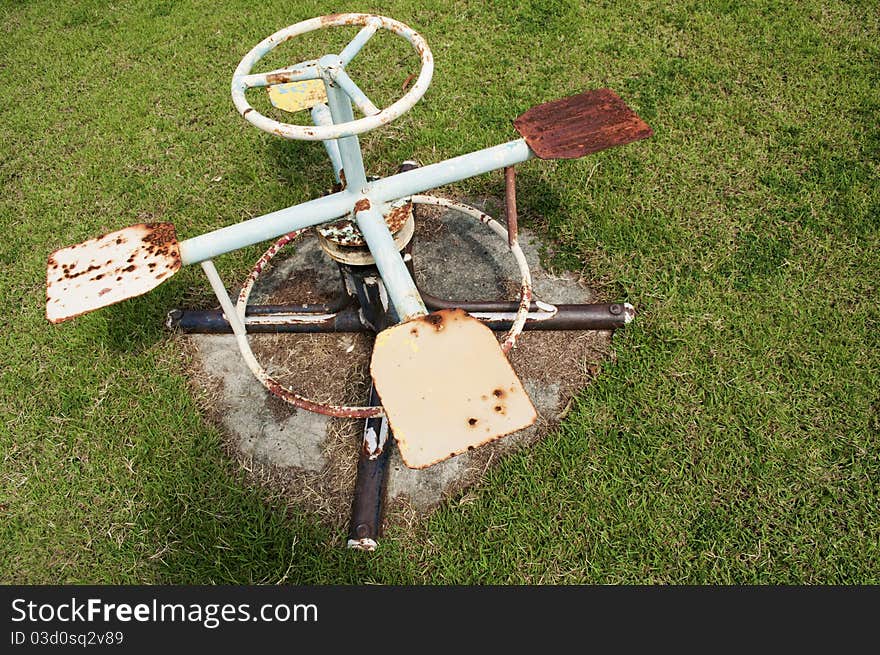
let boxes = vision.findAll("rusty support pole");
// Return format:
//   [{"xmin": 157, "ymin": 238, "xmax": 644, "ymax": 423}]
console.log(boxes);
[
  {"xmin": 504, "ymin": 166, "xmax": 518, "ymax": 248},
  {"xmin": 348, "ymin": 383, "xmax": 391, "ymax": 551}
]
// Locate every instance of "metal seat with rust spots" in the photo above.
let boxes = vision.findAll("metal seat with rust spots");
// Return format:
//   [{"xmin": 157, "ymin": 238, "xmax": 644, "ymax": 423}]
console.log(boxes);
[{"xmin": 513, "ymin": 88, "xmax": 652, "ymax": 160}]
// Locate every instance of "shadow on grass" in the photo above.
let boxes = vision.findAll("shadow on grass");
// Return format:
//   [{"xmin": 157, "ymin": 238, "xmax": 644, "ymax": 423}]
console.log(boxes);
[
  {"xmin": 265, "ymin": 134, "xmax": 340, "ymax": 191},
  {"xmin": 98, "ymin": 135, "xmax": 333, "ymax": 354},
  {"xmin": 137, "ymin": 420, "xmax": 411, "ymax": 584}
]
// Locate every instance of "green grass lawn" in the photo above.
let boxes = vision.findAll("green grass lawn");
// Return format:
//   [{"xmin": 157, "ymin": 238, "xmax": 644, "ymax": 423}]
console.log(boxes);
[{"xmin": 1, "ymin": 0, "xmax": 877, "ymax": 583}]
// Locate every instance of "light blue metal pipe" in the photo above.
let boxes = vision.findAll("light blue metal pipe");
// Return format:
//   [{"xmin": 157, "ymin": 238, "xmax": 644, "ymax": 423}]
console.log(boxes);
[
  {"xmin": 177, "ymin": 139, "xmax": 534, "ymax": 266},
  {"xmin": 178, "ymin": 190, "xmax": 354, "ymax": 265},
  {"xmin": 369, "ymin": 138, "xmax": 534, "ymax": 202},
  {"xmin": 355, "ymin": 206, "xmax": 426, "ymax": 320},
  {"xmin": 323, "ymin": 67, "xmax": 368, "ymax": 191},
  {"xmin": 238, "ymin": 60, "xmax": 319, "ymax": 89},
  {"xmin": 331, "ymin": 68, "xmax": 379, "ymax": 116},
  {"xmin": 338, "ymin": 21, "xmax": 379, "ymax": 66},
  {"xmin": 310, "ymin": 103, "xmax": 343, "ymax": 182}
]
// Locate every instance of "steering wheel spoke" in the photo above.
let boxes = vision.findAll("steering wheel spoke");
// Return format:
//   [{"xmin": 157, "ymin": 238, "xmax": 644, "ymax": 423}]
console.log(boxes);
[
  {"xmin": 338, "ymin": 20, "xmax": 380, "ymax": 66},
  {"xmin": 331, "ymin": 68, "xmax": 380, "ymax": 116},
  {"xmin": 238, "ymin": 60, "xmax": 320, "ymax": 89}
]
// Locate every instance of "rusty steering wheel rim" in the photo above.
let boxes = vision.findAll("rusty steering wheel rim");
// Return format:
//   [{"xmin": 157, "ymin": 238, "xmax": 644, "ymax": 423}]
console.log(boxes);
[{"xmin": 231, "ymin": 13, "xmax": 434, "ymax": 142}]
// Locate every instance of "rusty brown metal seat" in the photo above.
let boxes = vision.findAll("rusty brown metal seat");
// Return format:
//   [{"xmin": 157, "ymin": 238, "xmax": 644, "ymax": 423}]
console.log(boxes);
[{"xmin": 513, "ymin": 88, "xmax": 652, "ymax": 160}]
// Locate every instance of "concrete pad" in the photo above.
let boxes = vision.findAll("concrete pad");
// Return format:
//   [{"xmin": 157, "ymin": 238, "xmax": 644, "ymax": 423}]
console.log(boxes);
[{"xmin": 184, "ymin": 195, "xmax": 615, "ymax": 532}]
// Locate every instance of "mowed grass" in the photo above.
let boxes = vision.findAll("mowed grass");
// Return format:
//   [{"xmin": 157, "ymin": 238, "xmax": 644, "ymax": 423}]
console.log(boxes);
[{"xmin": 1, "ymin": 0, "xmax": 877, "ymax": 583}]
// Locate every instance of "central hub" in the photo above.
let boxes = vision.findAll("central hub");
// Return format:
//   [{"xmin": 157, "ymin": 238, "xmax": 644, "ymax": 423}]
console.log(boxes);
[
  {"xmin": 318, "ymin": 53, "xmax": 343, "ymax": 69},
  {"xmin": 316, "ymin": 201, "xmax": 414, "ymax": 264},
  {"xmin": 317, "ymin": 201, "xmax": 413, "ymax": 246}
]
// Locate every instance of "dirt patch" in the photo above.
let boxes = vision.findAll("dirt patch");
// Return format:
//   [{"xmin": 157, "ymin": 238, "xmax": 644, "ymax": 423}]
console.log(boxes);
[{"xmin": 182, "ymin": 196, "xmax": 618, "ymax": 539}]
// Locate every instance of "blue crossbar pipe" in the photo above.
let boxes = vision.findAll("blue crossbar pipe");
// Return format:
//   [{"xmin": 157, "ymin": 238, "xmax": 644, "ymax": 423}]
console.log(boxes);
[{"xmin": 178, "ymin": 138, "xmax": 534, "ymax": 265}]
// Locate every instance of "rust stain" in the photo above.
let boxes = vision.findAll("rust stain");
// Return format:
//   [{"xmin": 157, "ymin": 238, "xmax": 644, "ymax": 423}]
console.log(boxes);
[
  {"xmin": 320, "ymin": 13, "xmax": 345, "ymax": 25},
  {"xmin": 318, "ymin": 219, "xmax": 360, "ymax": 246},
  {"xmin": 264, "ymin": 377, "xmax": 380, "ymax": 419},
  {"xmin": 420, "ymin": 312, "xmax": 445, "ymax": 331},
  {"xmin": 385, "ymin": 202, "xmax": 412, "ymax": 234},
  {"xmin": 142, "ymin": 223, "xmax": 178, "ymax": 260},
  {"xmin": 504, "ymin": 165, "xmax": 518, "ymax": 247},
  {"xmin": 265, "ymin": 72, "xmax": 291, "ymax": 85},
  {"xmin": 61, "ymin": 263, "xmax": 102, "ymax": 280},
  {"xmin": 318, "ymin": 202, "xmax": 412, "ymax": 246},
  {"xmin": 363, "ymin": 442, "xmax": 383, "ymax": 457},
  {"xmin": 513, "ymin": 88, "xmax": 652, "ymax": 160}
]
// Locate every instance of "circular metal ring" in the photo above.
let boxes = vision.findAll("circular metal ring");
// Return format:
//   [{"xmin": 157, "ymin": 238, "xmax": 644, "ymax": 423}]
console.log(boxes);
[
  {"xmin": 234, "ymin": 229, "xmax": 384, "ymax": 418},
  {"xmin": 231, "ymin": 14, "xmax": 433, "ymax": 141},
  {"xmin": 233, "ymin": 196, "xmax": 549, "ymax": 417}
]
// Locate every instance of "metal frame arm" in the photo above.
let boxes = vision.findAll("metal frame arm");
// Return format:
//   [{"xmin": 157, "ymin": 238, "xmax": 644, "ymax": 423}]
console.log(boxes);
[
  {"xmin": 177, "ymin": 138, "xmax": 534, "ymax": 265},
  {"xmin": 370, "ymin": 139, "xmax": 533, "ymax": 203},
  {"xmin": 354, "ymin": 206, "xmax": 426, "ymax": 321}
]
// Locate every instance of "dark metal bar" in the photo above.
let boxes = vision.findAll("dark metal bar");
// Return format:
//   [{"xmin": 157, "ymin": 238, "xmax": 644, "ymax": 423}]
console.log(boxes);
[
  {"xmin": 347, "ymin": 383, "xmax": 391, "ymax": 551},
  {"xmin": 167, "ymin": 306, "xmax": 365, "ymax": 333},
  {"xmin": 341, "ymin": 261, "xmax": 399, "ymax": 551},
  {"xmin": 169, "ymin": 301, "xmax": 631, "ymax": 333},
  {"xmin": 477, "ymin": 303, "xmax": 631, "ymax": 330}
]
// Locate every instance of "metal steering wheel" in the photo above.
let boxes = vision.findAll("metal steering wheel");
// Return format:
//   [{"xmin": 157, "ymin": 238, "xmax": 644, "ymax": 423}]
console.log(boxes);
[{"xmin": 231, "ymin": 13, "xmax": 433, "ymax": 141}]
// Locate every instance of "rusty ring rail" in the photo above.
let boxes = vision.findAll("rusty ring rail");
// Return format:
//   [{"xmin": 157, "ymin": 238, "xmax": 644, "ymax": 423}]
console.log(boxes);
[{"xmin": 232, "ymin": 230, "xmax": 386, "ymax": 418}]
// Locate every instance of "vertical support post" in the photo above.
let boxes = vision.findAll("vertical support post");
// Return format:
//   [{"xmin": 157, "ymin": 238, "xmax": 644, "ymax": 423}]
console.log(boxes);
[
  {"xmin": 504, "ymin": 165, "xmax": 518, "ymax": 248},
  {"xmin": 348, "ymin": 383, "xmax": 392, "ymax": 550},
  {"xmin": 311, "ymin": 103, "xmax": 343, "ymax": 183},
  {"xmin": 323, "ymin": 69, "xmax": 368, "ymax": 191}
]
